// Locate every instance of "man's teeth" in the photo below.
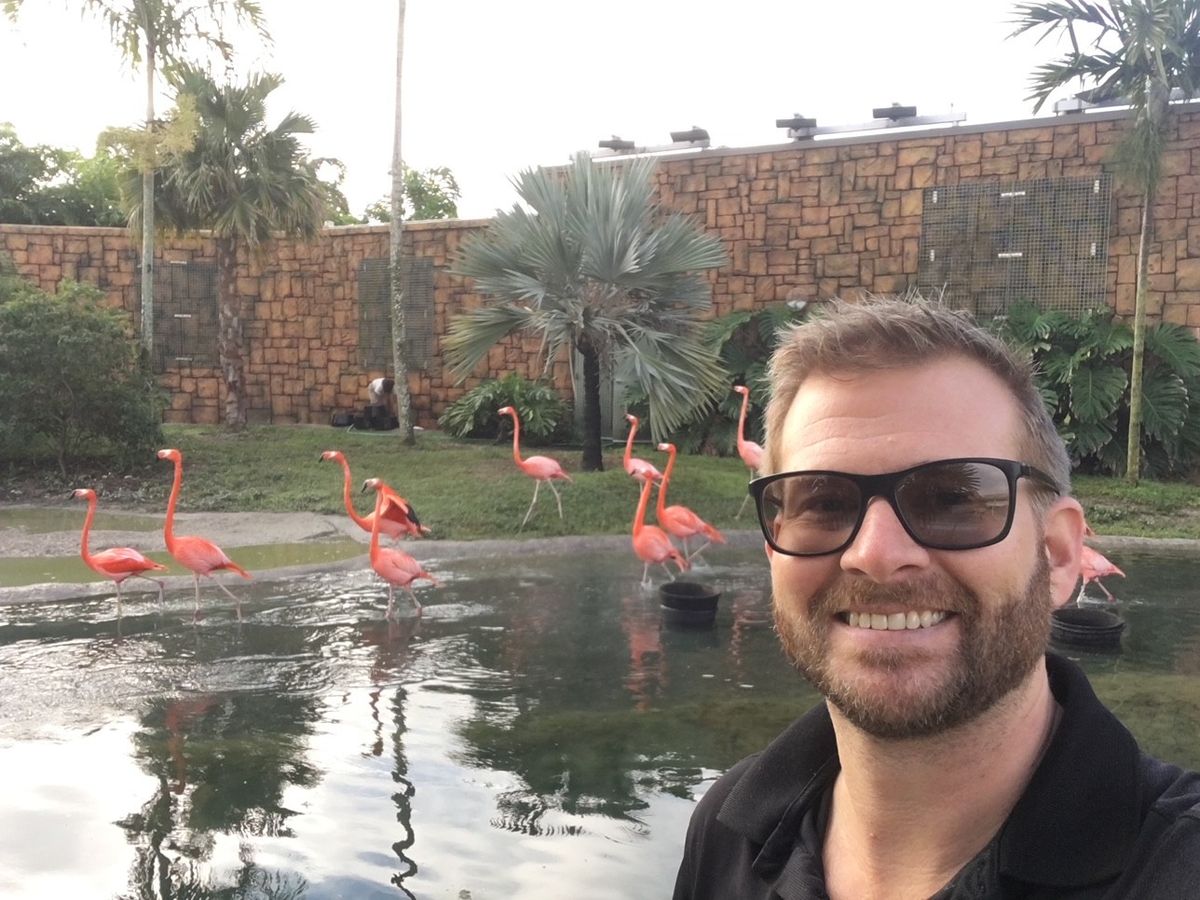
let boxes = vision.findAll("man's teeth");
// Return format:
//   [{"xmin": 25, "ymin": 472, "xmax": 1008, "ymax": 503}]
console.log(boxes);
[{"xmin": 844, "ymin": 611, "xmax": 948, "ymax": 630}]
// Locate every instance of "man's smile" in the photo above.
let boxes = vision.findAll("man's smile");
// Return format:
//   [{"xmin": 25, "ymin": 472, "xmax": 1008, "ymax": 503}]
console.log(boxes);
[{"xmin": 838, "ymin": 610, "xmax": 953, "ymax": 631}]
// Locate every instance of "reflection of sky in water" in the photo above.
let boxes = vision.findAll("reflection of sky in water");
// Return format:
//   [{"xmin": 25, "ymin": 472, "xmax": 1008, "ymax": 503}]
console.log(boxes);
[{"xmin": 0, "ymin": 546, "xmax": 1196, "ymax": 898}]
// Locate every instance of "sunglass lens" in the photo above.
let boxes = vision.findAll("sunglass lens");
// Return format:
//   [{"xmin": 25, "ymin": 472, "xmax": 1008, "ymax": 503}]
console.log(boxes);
[
  {"xmin": 762, "ymin": 474, "xmax": 861, "ymax": 555},
  {"xmin": 896, "ymin": 461, "xmax": 1012, "ymax": 548}
]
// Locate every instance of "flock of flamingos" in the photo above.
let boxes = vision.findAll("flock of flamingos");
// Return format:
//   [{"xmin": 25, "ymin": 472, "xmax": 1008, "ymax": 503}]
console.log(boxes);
[
  {"xmin": 68, "ymin": 384, "xmax": 1124, "ymax": 620},
  {"xmin": 69, "ymin": 387, "xmax": 767, "ymax": 621}
]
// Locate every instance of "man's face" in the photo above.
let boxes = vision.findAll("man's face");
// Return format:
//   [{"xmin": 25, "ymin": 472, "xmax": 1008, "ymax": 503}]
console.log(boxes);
[{"xmin": 767, "ymin": 356, "xmax": 1070, "ymax": 739}]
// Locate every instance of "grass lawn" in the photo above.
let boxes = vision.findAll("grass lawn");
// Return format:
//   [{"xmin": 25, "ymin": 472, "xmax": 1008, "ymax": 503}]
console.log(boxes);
[{"xmin": 3, "ymin": 424, "xmax": 1198, "ymax": 542}]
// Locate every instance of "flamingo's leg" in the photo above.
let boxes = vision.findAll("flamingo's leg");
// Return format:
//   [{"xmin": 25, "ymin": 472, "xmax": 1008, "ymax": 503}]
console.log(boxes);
[
  {"xmin": 521, "ymin": 481, "xmax": 542, "ymax": 529},
  {"xmin": 687, "ymin": 540, "xmax": 712, "ymax": 563},
  {"xmin": 1095, "ymin": 579, "xmax": 1117, "ymax": 602},
  {"xmin": 405, "ymin": 586, "xmax": 423, "ymax": 613},
  {"xmin": 548, "ymin": 479, "xmax": 564, "ymax": 519},
  {"xmin": 641, "ymin": 562, "xmax": 651, "ymax": 587},
  {"xmin": 661, "ymin": 563, "xmax": 677, "ymax": 581},
  {"xmin": 133, "ymin": 574, "xmax": 166, "ymax": 606},
  {"xmin": 115, "ymin": 581, "xmax": 124, "ymax": 619},
  {"xmin": 386, "ymin": 584, "xmax": 396, "ymax": 620},
  {"xmin": 736, "ymin": 491, "xmax": 752, "ymax": 519},
  {"xmin": 210, "ymin": 577, "xmax": 243, "ymax": 621}
]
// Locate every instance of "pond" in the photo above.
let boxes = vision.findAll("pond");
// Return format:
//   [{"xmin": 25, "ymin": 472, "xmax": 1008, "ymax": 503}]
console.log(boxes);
[{"xmin": 0, "ymin": 544, "xmax": 1197, "ymax": 899}]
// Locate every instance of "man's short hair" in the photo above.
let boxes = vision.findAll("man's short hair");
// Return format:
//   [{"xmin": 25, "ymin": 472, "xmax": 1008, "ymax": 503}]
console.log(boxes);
[
  {"xmin": 381, "ymin": 378, "xmax": 395, "ymax": 393},
  {"xmin": 763, "ymin": 297, "xmax": 1071, "ymax": 499}
]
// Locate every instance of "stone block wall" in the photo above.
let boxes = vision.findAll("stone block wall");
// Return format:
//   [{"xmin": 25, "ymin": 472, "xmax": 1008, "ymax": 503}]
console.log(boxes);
[{"xmin": 5, "ymin": 104, "xmax": 1200, "ymax": 427}]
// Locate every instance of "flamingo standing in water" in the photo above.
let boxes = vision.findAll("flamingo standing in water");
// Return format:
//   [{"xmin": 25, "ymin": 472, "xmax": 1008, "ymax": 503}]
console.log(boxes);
[
  {"xmin": 632, "ymin": 475, "xmax": 688, "ymax": 587},
  {"xmin": 157, "ymin": 448, "xmax": 251, "ymax": 620},
  {"xmin": 71, "ymin": 488, "xmax": 167, "ymax": 614},
  {"xmin": 656, "ymin": 442, "xmax": 725, "ymax": 561},
  {"xmin": 319, "ymin": 450, "xmax": 428, "ymax": 539},
  {"xmin": 498, "ymin": 405, "xmax": 571, "ymax": 528},
  {"xmin": 733, "ymin": 385, "xmax": 764, "ymax": 518},
  {"xmin": 1079, "ymin": 523, "xmax": 1126, "ymax": 602},
  {"xmin": 362, "ymin": 478, "xmax": 438, "ymax": 617},
  {"xmin": 623, "ymin": 413, "xmax": 662, "ymax": 487}
]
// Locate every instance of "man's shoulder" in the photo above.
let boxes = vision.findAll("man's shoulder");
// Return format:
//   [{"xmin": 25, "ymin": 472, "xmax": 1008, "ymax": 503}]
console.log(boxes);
[{"xmin": 1140, "ymin": 750, "xmax": 1200, "ymax": 826}]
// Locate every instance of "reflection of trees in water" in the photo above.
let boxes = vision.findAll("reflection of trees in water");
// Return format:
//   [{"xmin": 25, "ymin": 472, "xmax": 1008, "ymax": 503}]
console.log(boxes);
[
  {"xmin": 388, "ymin": 686, "xmax": 417, "ymax": 900},
  {"xmin": 117, "ymin": 690, "xmax": 321, "ymax": 898}
]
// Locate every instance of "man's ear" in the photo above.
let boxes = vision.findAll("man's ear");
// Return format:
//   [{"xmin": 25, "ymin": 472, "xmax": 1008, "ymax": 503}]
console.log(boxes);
[
  {"xmin": 1043, "ymin": 497, "xmax": 1085, "ymax": 610},
  {"xmin": 764, "ymin": 539, "xmax": 774, "ymax": 560}
]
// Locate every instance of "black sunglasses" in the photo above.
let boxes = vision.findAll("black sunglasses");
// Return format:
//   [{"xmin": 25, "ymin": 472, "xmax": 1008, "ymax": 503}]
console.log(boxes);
[{"xmin": 748, "ymin": 458, "xmax": 1061, "ymax": 557}]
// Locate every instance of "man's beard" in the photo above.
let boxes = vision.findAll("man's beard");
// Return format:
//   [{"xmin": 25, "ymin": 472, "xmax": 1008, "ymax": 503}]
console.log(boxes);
[{"xmin": 773, "ymin": 554, "xmax": 1053, "ymax": 739}]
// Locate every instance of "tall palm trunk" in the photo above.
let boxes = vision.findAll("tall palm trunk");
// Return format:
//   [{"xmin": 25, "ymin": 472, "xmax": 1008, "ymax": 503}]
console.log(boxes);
[
  {"xmin": 389, "ymin": 0, "xmax": 415, "ymax": 445},
  {"xmin": 1126, "ymin": 180, "xmax": 1153, "ymax": 484},
  {"xmin": 215, "ymin": 236, "xmax": 246, "ymax": 428},
  {"xmin": 579, "ymin": 335, "xmax": 604, "ymax": 472},
  {"xmin": 140, "ymin": 44, "xmax": 156, "ymax": 360}
]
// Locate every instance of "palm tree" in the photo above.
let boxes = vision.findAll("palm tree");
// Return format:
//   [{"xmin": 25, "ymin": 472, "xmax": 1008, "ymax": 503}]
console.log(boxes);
[
  {"xmin": 153, "ymin": 67, "xmax": 326, "ymax": 427},
  {"xmin": 4, "ymin": 0, "xmax": 268, "ymax": 361},
  {"xmin": 389, "ymin": 0, "xmax": 415, "ymax": 445},
  {"xmin": 1012, "ymin": 0, "xmax": 1200, "ymax": 483},
  {"xmin": 446, "ymin": 153, "xmax": 729, "ymax": 471}
]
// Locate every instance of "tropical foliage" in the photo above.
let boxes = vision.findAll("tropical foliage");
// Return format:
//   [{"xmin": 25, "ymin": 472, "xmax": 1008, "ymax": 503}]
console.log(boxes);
[
  {"xmin": 1012, "ymin": 0, "xmax": 1200, "ymax": 481},
  {"xmin": 446, "ymin": 153, "xmax": 728, "ymax": 471},
  {"xmin": 624, "ymin": 302, "xmax": 808, "ymax": 455},
  {"xmin": 438, "ymin": 373, "xmax": 572, "ymax": 444},
  {"xmin": 0, "ymin": 124, "xmax": 127, "ymax": 226},
  {"xmin": 995, "ymin": 301, "xmax": 1200, "ymax": 478},
  {"xmin": 364, "ymin": 165, "xmax": 461, "ymax": 222},
  {"xmin": 0, "ymin": 278, "xmax": 163, "ymax": 475},
  {"xmin": 150, "ymin": 67, "xmax": 327, "ymax": 428}
]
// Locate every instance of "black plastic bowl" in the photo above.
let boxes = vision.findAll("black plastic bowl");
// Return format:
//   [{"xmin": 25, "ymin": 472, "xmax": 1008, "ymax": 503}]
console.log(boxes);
[
  {"xmin": 1051, "ymin": 606, "xmax": 1126, "ymax": 651},
  {"xmin": 659, "ymin": 581, "xmax": 721, "ymax": 627}
]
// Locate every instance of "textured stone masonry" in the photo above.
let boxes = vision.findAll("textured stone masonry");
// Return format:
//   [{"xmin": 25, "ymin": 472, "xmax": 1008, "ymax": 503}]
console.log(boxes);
[{"xmin": 4, "ymin": 106, "xmax": 1200, "ymax": 425}]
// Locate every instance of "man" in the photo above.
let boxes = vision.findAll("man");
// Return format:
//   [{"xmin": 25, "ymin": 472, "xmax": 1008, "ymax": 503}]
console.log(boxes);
[
  {"xmin": 673, "ymin": 299, "xmax": 1200, "ymax": 899},
  {"xmin": 366, "ymin": 376, "xmax": 396, "ymax": 427}
]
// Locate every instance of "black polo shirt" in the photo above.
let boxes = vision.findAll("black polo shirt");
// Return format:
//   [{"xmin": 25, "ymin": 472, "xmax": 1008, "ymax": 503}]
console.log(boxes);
[{"xmin": 673, "ymin": 654, "xmax": 1200, "ymax": 899}]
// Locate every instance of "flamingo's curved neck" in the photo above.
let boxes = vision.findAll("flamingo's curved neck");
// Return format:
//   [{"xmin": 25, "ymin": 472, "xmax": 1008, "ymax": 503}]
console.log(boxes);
[
  {"xmin": 633, "ymin": 477, "xmax": 653, "ymax": 537},
  {"xmin": 508, "ymin": 413, "xmax": 524, "ymax": 466},
  {"xmin": 163, "ymin": 459, "xmax": 183, "ymax": 551},
  {"xmin": 737, "ymin": 391, "xmax": 751, "ymax": 449},
  {"xmin": 657, "ymin": 447, "xmax": 676, "ymax": 518},
  {"xmin": 623, "ymin": 419, "xmax": 637, "ymax": 467},
  {"xmin": 338, "ymin": 457, "xmax": 370, "ymax": 530},
  {"xmin": 79, "ymin": 495, "xmax": 96, "ymax": 564},
  {"xmin": 369, "ymin": 487, "xmax": 384, "ymax": 561}
]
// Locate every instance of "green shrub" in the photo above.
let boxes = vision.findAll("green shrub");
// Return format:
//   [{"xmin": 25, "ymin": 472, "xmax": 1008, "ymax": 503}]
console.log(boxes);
[
  {"xmin": 438, "ymin": 373, "xmax": 572, "ymax": 445},
  {"xmin": 0, "ymin": 278, "xmax": 165, "ymax": 475},
  {"xmin": 995, "ymin": 302, "xmax": 1200, "ymax": 478}
]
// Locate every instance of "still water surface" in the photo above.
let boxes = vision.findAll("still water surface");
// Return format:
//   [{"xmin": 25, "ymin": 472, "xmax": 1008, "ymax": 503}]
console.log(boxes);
[{"xmin": 0, "ymin": 546, "xmax": 1197, "ymax": 898}]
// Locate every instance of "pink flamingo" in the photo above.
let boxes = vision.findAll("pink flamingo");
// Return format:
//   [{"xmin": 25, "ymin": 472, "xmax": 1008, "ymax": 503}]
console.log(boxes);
[
  {"xmin": 497, "ymin": 405, "xmax": 572, "ymax": 528},
  {"xmin": 733, "ymin": 385, "xmax": 764, "ymax": 518},
  {"xmin": 623, "ymin": 413, "xmax": 663, "ymax": 486},
  {"xmin": 71, "ymin": 488, "xmax": 167, "ymax": 614},
  {"xmin": 319, "ymin": 450, "xmax": 428, "ymax": 539},
  {"xmin": 157, "ymin": 448, "xmax": 251, "ymax": 620},
  {"xmin": 1079, "ymin": 523, "xmax": 1126, "ymax": 602},
  {"xmin": 632, "ymin": 474, "xmax": 688, "ymax": 587},
  {"xmin": 362, "ymin": 478, "xmax": 438, "ymax": 617},
  {"xmin": 656, "ymin": 442, "xmax": 726, "ymax": 561}
]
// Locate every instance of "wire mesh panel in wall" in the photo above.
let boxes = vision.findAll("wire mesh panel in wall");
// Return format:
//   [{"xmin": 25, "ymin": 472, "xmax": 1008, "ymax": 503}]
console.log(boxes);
[
  {"xmin": 358, "ymin": 257, "xmax": 435, "ymax": 371},
  {"xmin": 151, "ymin": 260, "xmax": 218, "ymax": 372},
  {"xmin": 917, "ymin": 176, "xmax": 1111, "ymax": 317}
]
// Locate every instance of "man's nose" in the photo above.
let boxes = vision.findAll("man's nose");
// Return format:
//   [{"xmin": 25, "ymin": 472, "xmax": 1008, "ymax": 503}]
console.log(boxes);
[{"xmin": 839, "ymin": 496, "xmax": 931, "ymax": 582}]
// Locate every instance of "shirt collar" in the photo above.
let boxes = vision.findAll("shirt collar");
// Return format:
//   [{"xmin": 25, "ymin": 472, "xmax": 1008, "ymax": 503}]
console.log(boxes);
[{"xmin": 715, "ymin": 653, "xmax": 1144, "ymax": 890}]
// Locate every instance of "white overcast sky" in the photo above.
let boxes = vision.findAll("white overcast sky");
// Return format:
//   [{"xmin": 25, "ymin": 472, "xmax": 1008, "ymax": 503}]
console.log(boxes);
[{"xmin": 0, "ymin": 0, "xmax": 1080, "ymax": 220}]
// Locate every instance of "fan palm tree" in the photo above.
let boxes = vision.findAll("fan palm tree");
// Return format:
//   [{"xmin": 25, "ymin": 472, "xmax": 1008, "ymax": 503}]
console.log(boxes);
[
  {"xmin": 446, "ymin": 153, "xmax": 729, "ymax": 472},
  {"xmin": 1012, "ymin": 0, "xmax": 1200, "ymax": 483},
  {"xmin": 152, "ymin": 67, "xmax": 326, "ymax": 427},
  {"xmin": 3, "ymin": 0, "xmax": 268, "ymax": 361}
]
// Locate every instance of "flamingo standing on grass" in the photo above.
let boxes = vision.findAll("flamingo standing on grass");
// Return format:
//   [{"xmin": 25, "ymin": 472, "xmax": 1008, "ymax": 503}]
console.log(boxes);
[
  {"xmin": 362, "ymin": 478, "xmax": 438, "ymax": 617},
  {"xmin": 71, "ymin": 488, "xmax": 167, "ymax": 615},
  {"xmin": 733, "ymin": 385, "xmax": 764, "ymax": 518},
  {"xmin": 157, "ymin": 448, "xmax": 251, "ymax": 620},
  {"xmin": 623, "ymin": 413, "xmax": 663, "ymax": 486},
  {"xmin": 1079, "ymin": 523, "xmax": 1126, "ymax": 602},
  {"xmin": 319, "ymin": 450, "xmax": 428, "ymax": 539},
  {"xmin": 656, "ymin": 442, "xmax": 725, "ymax": 561},
  {"xmin": 498, "ymin": 405, "xmax": 571, "ymax": 528},
  {"xmin": 631, "ymin": 474, "xmax": 688, "ymax": 588}
]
